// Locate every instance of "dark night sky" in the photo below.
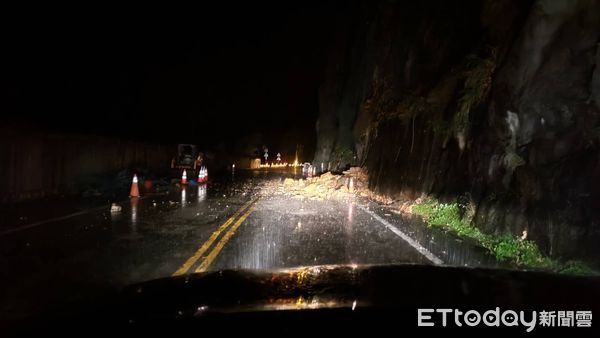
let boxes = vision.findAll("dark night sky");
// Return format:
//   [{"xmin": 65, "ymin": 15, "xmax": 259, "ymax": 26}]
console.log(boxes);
[{"xmin": 2, "ymin": 3, "xmax": 345, "ymax": 154}]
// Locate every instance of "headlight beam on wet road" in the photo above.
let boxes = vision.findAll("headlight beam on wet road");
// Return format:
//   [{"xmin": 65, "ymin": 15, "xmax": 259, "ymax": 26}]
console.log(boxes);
[
  {"xmin": 172, "ymin": 198, "xmax": 257, "ymax": 276},
  {"xmin": 195, "ymin": 205, "xmax": 255, "ymax": 273}
]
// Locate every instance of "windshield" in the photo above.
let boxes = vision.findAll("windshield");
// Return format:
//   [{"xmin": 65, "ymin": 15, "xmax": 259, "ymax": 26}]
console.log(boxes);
[{"xmin": 2, "ymin": 0, "xmax": 599, "ymax": 331}]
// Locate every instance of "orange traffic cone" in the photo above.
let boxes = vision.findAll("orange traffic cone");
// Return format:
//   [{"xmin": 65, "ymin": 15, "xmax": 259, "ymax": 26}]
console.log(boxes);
[
  {"xmin": 181, "ymin": 170, "xmax": 188, "ymax": 185},
  {"xmin": 130, "ymin": 174, "xmax": 140, "ymax": 197},
  {"xmin": 197, "ymin": 167, "xmax": 208, "ymax": 183}
]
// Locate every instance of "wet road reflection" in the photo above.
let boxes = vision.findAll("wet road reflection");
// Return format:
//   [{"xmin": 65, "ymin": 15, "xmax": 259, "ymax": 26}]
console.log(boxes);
[
  {"xmin": 0, "ymin": 170, "xmax": 497, "ymax": 321},
  {"xmin": 181, "ymin": 188, "xmax": 187, "ymax": 207},
  {"xmin": 208, "ymin": 198, "xmax": 431, "ymax": 271},
  {"xmin": 197, "ymin": 185, "xmax": 206, "ymax": 202}
]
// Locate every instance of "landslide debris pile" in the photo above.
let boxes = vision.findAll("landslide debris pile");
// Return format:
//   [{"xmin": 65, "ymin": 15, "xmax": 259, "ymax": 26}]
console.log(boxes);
[{"xmin": 260, "ymin": 167, "xmax": 382, "ymax": 201}]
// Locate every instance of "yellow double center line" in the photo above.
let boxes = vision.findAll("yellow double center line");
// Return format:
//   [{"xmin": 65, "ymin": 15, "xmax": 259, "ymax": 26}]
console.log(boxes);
[{"xmin": 172, "ymin": 198, "xmax": 257, "ymax": 276}]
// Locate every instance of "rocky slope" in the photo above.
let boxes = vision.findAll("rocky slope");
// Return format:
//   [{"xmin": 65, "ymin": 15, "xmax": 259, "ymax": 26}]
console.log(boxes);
[{"xmin": 313, "ymin": 0, "xmax": 600, "ymax": 264}]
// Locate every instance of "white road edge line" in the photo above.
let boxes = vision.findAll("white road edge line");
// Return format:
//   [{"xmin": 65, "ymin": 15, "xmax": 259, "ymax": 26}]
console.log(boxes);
[
  {"xmin": 357, "ymin": 204, "xmax": 444, "ymax": 265},
  {"xmin": 0, "ymin": 201, "xmax": 128, "ymax": 237}
]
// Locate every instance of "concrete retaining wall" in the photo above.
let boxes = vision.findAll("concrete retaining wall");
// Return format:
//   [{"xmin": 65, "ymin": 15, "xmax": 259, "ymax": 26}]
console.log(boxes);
[{"xmin": 0, "ymin": 129, "xmax": 171, "ymax": 202}]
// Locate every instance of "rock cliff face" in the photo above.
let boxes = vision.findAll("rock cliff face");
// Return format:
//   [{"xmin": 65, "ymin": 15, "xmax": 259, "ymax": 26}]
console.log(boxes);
[{"xmin": 313, "ymin": 0, "xmax": 600, "ymax": 263}]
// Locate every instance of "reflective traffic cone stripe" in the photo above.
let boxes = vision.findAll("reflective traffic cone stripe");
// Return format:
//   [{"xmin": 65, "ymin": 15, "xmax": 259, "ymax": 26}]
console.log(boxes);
[
  {"xmin": 197, "ymin": 167, "xmax": 208, "ymax": 183},
  {"xmin": 130, "ymin": 174, "xmax": 140, "ymax": 197},
  {"xmin": 181, "ymin": 170, "xmax": 188, "ymax": 185}
]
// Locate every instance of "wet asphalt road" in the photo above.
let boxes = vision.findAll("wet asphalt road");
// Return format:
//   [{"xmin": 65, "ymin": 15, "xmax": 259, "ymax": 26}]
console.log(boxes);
[{"xmin": 0, "ymin": 170, "xmax": 495, "ymax": 322}]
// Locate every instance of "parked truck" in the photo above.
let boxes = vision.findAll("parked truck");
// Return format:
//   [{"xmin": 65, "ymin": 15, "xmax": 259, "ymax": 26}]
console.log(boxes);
[{"xmin": 170, "ymin": 144, "xmax": 203, "ymax": 177}]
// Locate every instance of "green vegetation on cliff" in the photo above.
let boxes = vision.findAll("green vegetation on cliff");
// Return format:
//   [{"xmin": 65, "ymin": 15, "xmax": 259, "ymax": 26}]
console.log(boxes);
[{"xmin": 412, "ymin": 199, "xmax": 595, "ymax": 276}]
